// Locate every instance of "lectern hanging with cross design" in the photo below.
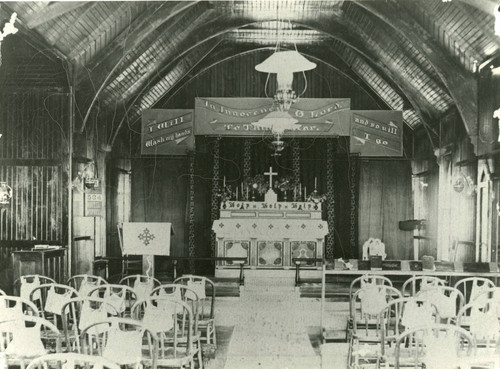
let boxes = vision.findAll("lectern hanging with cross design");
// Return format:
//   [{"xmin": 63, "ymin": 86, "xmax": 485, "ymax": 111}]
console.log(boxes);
[{"xmin": 212, "ymin": 167, "xmax": 328, "ymax": 273}]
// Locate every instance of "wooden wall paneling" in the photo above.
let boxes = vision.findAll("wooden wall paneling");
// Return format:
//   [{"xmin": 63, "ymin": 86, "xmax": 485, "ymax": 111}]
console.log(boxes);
[
  {"xmin": 0, "ymin": 90, "xmax": 69, "ymax": 286},
  {"xmin": 436, "ymin": 136, "xmax": 477, "ymax": 262},
  {"xmin": 131, "ymin": 158, "xmax": 188, "ymax": 259},
  {"xmin": 359, "ymin": 160, "xmax": 413, "ymax": 259},
  {"xmin": 162, "ymin": 50, "xmax": 384, "ymax": 111},
  {"xmin": 106, "ymin": 158, "xmax": 131, "ymax": 258}
]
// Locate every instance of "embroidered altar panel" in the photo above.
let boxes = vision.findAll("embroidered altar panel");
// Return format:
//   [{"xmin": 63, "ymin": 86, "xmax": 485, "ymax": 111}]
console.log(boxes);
[
  {"xmin": 223, "ymin": 240, "xmax": 250, "ymax": 266},
  {"xmin": 213, "ymin": 200, "xmax": 328, "ymax": 268},
  {"xmin": 258, "ymin": 241, "xmax": 283, "ymax": 267},
  {"xmin": 291, "ymin": 241, "xmax": 317, "ymax": 266}
]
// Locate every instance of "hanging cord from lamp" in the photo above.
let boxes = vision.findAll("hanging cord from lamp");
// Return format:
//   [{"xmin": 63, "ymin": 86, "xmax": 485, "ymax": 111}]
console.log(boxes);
[{"xmin": 290, "ymin": 20, "xmax": 308, "ymax": 99}]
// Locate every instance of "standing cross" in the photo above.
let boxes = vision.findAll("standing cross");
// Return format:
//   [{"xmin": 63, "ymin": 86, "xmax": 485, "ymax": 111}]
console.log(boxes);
[{"xmin": 264, "ymin": 166, "xmax": 278, "ymax": 188}]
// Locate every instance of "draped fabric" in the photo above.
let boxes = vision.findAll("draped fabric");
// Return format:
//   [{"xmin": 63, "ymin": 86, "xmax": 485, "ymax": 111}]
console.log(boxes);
[
  {"xmin": 130, "ymin": 136, "xmax": 357, "ymax": 273},
  {"xmin": 188, "ymin": 152, "xmax": 196, "ymax": 273},
  {"xmin": 326, "ymin": 139, "xmax": 336, "ymax": 259},
  {"xmin": 349, "ymin": 154, "xmax": 359, "ymax": 254},
  {"xmin": 210, "ymin": 138, "xmax": 221, "ymax": 257}
]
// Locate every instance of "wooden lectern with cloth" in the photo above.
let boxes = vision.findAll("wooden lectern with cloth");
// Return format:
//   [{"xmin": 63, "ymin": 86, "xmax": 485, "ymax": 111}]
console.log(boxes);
[{"xmin": 120, "ymin": 222, "xmax": 173, "ymax": 277}]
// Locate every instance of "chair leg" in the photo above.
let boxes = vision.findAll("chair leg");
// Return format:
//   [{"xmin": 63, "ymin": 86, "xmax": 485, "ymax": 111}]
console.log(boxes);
[
  {"xmin": 197, "ymin": 338, "xmax": 203, "ymax": 369},
  {"xmin": 212, "ymin": 323, "xmax": 216, "ymax": 348}
]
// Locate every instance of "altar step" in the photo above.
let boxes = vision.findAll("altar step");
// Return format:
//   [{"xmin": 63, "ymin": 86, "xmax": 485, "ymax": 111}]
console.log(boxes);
[
  {"xmin": 215, "ymin": 277, "xmax": 241, "ymax": 297},
  {"xmin": 156, "ymin": 272, "xmax": 241, "ymax": 298}
]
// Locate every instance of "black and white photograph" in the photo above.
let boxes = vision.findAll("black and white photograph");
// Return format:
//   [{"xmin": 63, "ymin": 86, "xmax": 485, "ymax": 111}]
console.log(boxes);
[{"xmin": 0, "ymin": 0, "xmax": 499, "ymax": 368}]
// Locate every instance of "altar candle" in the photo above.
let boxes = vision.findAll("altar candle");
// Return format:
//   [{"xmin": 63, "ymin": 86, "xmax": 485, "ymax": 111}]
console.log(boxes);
[
  {"xmin": 304, "ymin": 186, "xmax": 307, "ymax": 201},
  {"xmin": 241, "ymin": 182, "xmax": 243, "ymax": 194},
  {"xmin": 246, "ymin": 186, "xmax": 249, "ymax": 200},
  {"xmin": 299, "ymin": 183, "xmax": 302, "ymax": 198},
  {"xmin": 236, "ymin": 187, "xmax": 239, "ymax": 200},
  {"xmin": 315, "ymin": 177, "xmax": 317, "ymax": 189},
  {"xmin": 223, "ymin": 176, "xmax": 226, "ymax": 188},
  {"xmin": 294, "ymin": 186, "xmax": 296, "ymax": 201}
]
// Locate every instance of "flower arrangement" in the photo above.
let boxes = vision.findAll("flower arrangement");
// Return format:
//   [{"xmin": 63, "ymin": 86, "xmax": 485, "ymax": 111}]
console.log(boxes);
[
  {"xmin": 243, "ymin": 174, "xmax": 268, "ymax": 195},
  {"xmin": 274, "ymin": 175, "xmax": 295, "ymax": 192},
  {"xmin": 217, "ymin": 184, "xmax": 234, "ymax": 201}
]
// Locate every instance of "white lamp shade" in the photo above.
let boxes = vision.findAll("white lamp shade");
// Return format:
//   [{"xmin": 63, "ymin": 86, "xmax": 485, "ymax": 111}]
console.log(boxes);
[{"xmin": 255, "ymin": 50, "xmax": 316, "ymax": 74}]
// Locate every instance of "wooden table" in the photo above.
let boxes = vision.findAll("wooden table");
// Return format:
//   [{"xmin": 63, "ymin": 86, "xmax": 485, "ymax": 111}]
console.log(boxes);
[{"xmin": 12, "ymin": 248, "xmax": 66, "ymax": 284}]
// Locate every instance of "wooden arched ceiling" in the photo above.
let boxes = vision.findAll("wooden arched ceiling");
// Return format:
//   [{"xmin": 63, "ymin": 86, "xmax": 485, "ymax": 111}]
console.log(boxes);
[{"xmin": 2, "ymin": 0, "xmax": 499, "ymax": 151}]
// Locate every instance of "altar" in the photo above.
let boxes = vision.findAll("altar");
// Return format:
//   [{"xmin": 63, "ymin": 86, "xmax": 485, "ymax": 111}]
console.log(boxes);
[{"xmin": 212, "ymin": 200, "xmax": 328, "ymax": 270}]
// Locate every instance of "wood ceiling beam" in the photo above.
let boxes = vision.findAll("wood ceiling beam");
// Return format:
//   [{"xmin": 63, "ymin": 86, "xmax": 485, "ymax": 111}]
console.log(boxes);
[
  {"xmin": 25, "ymin": 2, "xmax": 88, "ymax": 29},
  {"xmin": 354, "ymin": 1, "xmax": 479, "ymax": 153},
  {"xmin": 453, "ymin": 1, "xmax": 500, "ymax": 52},
  {"xmin": 87, "ymin": 9, "xmax": 442, "ymax": 144},
  {"xmin": 163, "ymin": 43, "xmax": 390, "ymax": 110},
  {"xmin": 76, "ymin": 1, "xmax": 205, "ymax": 133},
  {"xmin": 144, "ymin": 14, "xmax": 439, "ymax": 122},
  {"xmin": 77, "ymin": 1, "xmax": 204, "ymax": 79},
  {"xmin": 107, "ymin": 38, "xmax": 223, "ymax": 147},
  {"xmin": 456, "ymin": 0, "xmax": 498, "ymax": 14}
]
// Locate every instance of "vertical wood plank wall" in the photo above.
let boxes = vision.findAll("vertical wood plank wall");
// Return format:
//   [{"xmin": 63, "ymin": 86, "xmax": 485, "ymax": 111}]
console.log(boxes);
[
  {"xmin": 0, "ymin": 91, "xmax": 69, "ymax": 241},
  {"xmin": 0, "ymin": 90, "xmax": 69, "ymax": 290},
  {"xmin": 412, "ymin": 118, "xmax": 477, "ymax": 262},
  {"xmin": 125, "ymin": 49, "xmax": 388, "ymax": 262},
  {"xmin": 161, "ymin": 50, "xmax": 385, "ymax": 111},
  {"xmin": 130, "ymin": 158, "xmax": 188, "ymax": 261},
  {"xmin": 436, "ymin": 137, "xmax": 476, "ymax": 261},
  {"xmin": 358, "ymin": 160, "xmax": 413, "ymax": 259}
]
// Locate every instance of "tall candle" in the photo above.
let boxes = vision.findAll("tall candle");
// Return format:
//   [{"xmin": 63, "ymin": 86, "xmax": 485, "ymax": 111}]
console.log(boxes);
[
  {"xmin": 304, "ymin": 186, "xmax": 307, "ymax": 201},
  {"xmin": 223, "ymin": 176, "xmax": 226, "ymax": 188},
  {"xmin": 315, "ymin": 177, "xmax": 317, "ymax": 189},
  {"xmin": 294, "ymin": 186, "xmax": 296, "ymax": 201},
  {"xmin": 299, "ymin": 183, "xmax": 302, "ymax": 198},
  {"xmin": 241, "ymin": 182, "xmax": 243, "ymax": 194},
  {"xmin": 246, "ymin": 186, "xmax": 249, "ymax": 200},
  {"xmin": 236, "ymin": 187, "xmax": 239, "ymax": 201}
]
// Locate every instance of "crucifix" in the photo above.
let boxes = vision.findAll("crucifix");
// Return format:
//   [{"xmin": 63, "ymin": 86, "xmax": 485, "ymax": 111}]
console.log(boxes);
[{"xmin": 264, "ymin": 166, "xmax": 278, "ymax": 188}]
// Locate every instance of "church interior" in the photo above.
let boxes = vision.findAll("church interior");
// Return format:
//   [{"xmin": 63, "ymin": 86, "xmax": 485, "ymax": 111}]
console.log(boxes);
[{"xmin": 0, "ymin": 0, "xmax": 499, "ymax": 368}]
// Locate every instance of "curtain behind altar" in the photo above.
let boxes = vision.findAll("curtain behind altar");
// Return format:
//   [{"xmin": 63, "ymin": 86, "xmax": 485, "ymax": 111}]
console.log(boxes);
[{"xmin": 129, "ymin": 136, "xmax": 357, "ymax": 277}]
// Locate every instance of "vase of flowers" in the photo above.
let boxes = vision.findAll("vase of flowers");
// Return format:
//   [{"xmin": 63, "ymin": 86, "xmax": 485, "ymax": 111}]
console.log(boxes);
[
  {"xmin": 274, "ymin": 175, "xmax": 295, "ymax": 201},
  {"xmin": 243, "ymin": 174, "xmax": 268, "ymax": 201}
]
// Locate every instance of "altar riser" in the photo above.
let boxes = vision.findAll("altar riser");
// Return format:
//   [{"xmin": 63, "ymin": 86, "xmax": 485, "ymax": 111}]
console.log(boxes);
[{"xmin": 215, "ymin": 267, "xmax": 322, "ymax": 281}]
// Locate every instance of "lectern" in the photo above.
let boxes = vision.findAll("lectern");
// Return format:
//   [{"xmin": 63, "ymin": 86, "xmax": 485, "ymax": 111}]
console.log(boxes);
[
  {"xmin": 121, "ymin": 222, "xmax": 173, "ymax": 276},
  {"xmin": 12, "ymin": 248, "xmax": 66, "ymax": 284}
]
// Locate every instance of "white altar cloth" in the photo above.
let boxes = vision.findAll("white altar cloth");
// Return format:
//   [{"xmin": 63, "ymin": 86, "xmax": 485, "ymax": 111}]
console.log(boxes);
[{"xmin": 212, "ymin": 218, "xmax": 328, "ymax": 241}]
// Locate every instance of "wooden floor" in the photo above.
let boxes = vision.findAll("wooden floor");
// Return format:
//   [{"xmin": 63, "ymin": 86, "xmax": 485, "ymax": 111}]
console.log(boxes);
[{"xmin": 206, "ymin": 325, "xmax": 349, "ymax": 369}]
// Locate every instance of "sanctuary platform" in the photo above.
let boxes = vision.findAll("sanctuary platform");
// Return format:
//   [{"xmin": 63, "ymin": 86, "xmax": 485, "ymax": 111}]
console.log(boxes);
[{"xmin": 212, "ymin": 197, "xmax": 329, "ymax": 280}]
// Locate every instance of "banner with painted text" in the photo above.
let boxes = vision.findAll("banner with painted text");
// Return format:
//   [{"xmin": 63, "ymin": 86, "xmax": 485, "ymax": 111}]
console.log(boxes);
[
  {"xmin": 194, "ymin": 97, "xmax": 351, "ymax": 136},
  {"xmin": 141, "ymin": 109, "xmax": 194, "ymax": 155},
  {"xmin": 349, "ymin": 110, "xmax": 403, "ymax": 157}
]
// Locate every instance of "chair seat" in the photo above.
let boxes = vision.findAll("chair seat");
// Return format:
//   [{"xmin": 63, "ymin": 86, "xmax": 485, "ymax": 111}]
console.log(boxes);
[
  {"xmin": 198, "ymin": 319, "xmax": 214, "ymax": 327},
  {"xmin": 157, "ymin": 347, "xmax": 195, "ymax": 367}
]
